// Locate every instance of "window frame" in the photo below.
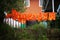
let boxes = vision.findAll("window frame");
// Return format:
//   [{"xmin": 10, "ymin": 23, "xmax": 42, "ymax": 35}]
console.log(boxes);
[
  {"xmin": 24, "ymin": 0, "xmax": 30, "ymax": 7},
  {"xmin": 39, "ymin": 0, "xmax": 43, "ymax": 7}
]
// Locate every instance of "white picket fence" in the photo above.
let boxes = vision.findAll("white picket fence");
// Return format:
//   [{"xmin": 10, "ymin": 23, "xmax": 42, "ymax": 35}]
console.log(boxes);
[
  {"xmin": 3, "ymin": 11, "xmax": 22, "ymax": 28},
  {"xmin": 4, "ymin": 18, "xmax": 21, "ymax": 28}
]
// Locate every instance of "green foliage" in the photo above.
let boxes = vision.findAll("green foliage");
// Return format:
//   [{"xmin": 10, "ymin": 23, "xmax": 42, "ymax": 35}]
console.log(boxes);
[
  {"xmin": 0, "ymin": 23, "xmax": 48, "ymax": 40},
  {"xmin": 55, "ymin": 14, "xmax": 60, "ymax": 28},
  {"xmin": 2, "ymin": 23, "xmax": 60, "ymax": 40},
  {"xmin": 0, "ymin": 23, "xmax": 15, "ymax": 40},
  {"xmin": 14, "ymin": 0, "xmax": 25, "ymax": 12},
  {"xmin": 13, "ymin": 28, "xmax": 48, "ymax": 40},
  {"xmin": 0, "ymin": 0, "xmax": 25, "ymax": 13},
  {"xmin": 28, "ymin": 22, "xmax": 47, "ymax": 30}
]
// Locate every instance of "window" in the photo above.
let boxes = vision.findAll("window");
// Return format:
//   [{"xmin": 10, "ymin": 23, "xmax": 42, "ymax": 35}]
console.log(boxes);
[
  {"xmin": 24, "ymin": 0, "xmax": 30, "ymax": 7},
  {"xmin": 39, "ymin": 0, "xmax": 43, "ymax": 7}
]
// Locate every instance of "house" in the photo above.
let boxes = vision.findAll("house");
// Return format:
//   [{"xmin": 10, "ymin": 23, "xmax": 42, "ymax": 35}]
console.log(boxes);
[
  {"xmin": 24, "ymin": 0, "xmax": 43, "ymax": 14},
  {"xmin": 4, "ymin": 0, "xmax": 56, "ymax": 28},
  {"xmin": 24, "ymin": 0, "xmax": 60, "ymax": 13}
]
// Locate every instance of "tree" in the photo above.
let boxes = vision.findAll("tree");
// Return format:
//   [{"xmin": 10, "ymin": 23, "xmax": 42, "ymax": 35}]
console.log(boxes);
[
  {"xmin": 0, "ymin": 0, "xmax": 25, "ymax": 23},
  {"xmin": 0, "ymin": 0, "xmax": 25, "ymax": 13}
]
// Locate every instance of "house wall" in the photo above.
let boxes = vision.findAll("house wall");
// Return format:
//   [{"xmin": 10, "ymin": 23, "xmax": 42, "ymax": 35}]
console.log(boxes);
[{"xmin": 24, "ymin": 0, "xmax": 42, "ymax": 14}]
